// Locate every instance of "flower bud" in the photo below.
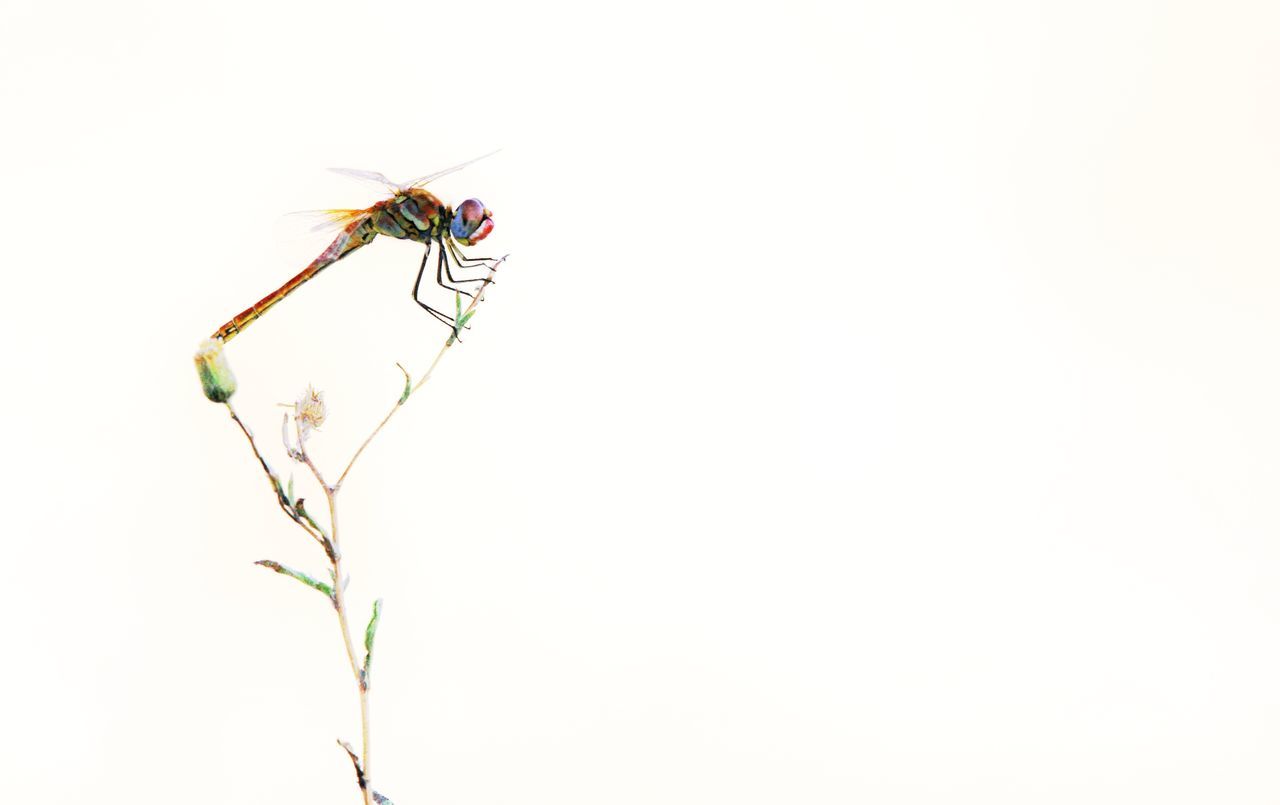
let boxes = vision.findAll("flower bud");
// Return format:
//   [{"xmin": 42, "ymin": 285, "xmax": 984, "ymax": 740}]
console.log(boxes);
[{"xmin": 194, "ymin": 338, "xmax": 237, "ymax": 402}]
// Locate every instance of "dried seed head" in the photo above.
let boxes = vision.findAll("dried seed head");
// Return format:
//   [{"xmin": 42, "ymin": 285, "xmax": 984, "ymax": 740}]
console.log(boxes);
[
  {"xmin": 294, "ymin": 385, "xmax": 327, "ymax": 440},
  {"xmin": 194, "ymin": 339, "xmax": 237, "ymax": 402}
]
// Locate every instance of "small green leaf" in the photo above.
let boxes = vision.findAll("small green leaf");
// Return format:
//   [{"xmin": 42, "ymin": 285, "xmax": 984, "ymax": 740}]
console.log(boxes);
[
  {"xmin": 364, "ymin": 598, "xmax": 382, "ymax": 652},
  {"xmin": 286, "ymin": 474, "xmax": 295, "ymax": 506},
  {"xmin": 361, "ymin": 598, "xmax": 383, "ymax": 688},
  {"xmin": 255, "ymin": 560, "xmax": 334, "ymax": 599},
  {"xmin": 395, "ymin": 362, "xmax": 411, "ymax": 404},
  {"xmin": 458, "ymin": 309, "xmax": 475, "ymax": 329},
  {"xmin": 455, "ymin": 291, "xmax": 463, "ymax": 321},
  {"xmin": 268, "ymin": 471, "xmax": 286, "ymax": 504},
  {"xmin": 293, "ymin": 498, "xmax": 329, "ymax": 542}
]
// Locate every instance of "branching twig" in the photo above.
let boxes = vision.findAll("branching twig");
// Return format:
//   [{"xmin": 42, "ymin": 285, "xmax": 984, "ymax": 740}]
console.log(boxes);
[
  {"xmin": 213, "ymin": 256, "xmax": 504, "ymax": 805},
  {"xmin": 225, "ymin": 403, "xmax": 333, "ymax": 558},
  {"xmin": 335, "ymin": 258, "xmax": 503, "ymax": 491}
]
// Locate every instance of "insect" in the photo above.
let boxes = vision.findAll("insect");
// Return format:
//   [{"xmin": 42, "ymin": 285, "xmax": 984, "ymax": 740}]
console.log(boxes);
[{"xmin": 212, "ymin": 154, "xmax": 500, "ymax": 343}]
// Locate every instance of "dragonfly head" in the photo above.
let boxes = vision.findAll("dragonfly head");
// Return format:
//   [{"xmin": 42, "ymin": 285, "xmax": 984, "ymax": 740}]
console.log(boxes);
[{"xmin": 451, "ymin": 198, "xmax": 494, "ymax": 246}]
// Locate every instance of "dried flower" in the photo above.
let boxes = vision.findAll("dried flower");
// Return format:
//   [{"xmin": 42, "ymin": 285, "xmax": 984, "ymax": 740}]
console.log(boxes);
[
  {"xmin": 294, "ymin": 385, "xmax": 327, "ymax": 440},
  {"xmin": 194, "ymin": 339, "xmax": 237, "ymax": 402}
]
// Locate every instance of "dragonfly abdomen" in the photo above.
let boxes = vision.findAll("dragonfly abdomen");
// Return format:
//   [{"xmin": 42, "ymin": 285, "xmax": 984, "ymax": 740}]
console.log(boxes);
[{"xmin": 212, "ymin": 218, "xmax": 377, "ymax": 342}]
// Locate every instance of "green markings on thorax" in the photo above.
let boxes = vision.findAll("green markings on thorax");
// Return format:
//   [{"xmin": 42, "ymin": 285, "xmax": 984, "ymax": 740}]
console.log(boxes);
[{"xmin": 371, "ymin": 191, "xmax": 450, "ymax": 242}]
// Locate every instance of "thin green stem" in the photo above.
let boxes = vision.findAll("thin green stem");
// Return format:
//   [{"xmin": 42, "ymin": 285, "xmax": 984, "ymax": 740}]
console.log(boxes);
[{"xmin": 333, "ymin": 261, "xmax": 501, "ymax": 492}]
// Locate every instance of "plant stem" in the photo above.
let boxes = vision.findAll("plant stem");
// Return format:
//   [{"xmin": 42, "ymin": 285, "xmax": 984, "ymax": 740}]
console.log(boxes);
[
  {"xmin": 324, "ymin": 486, "xmax": 374, "ymax": 805},
  {"xmin": 335, "ymin": 260, "xmax": 502, "ymax": 491},
  {"xmin": 320, "ymin": 262, "xmax": 498, "ymax": 798},
  {"xmin": 221, "ymin": 254, "xmax": 503, "ymax": 803},
  {"xmin": 295, "ymin": 430, "xmax": 374, "ymax": 805}
]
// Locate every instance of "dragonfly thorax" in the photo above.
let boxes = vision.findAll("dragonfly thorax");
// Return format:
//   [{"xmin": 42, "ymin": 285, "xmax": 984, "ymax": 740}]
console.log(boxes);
[{"xmin": 368, "ymin": 188, "xmax": 450, "ymax": 242}]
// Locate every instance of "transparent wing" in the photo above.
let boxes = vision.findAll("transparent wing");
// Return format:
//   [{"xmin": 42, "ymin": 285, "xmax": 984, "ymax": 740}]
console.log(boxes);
[
  {"xmin": 403, "ymin": 149, "xmax": 502, "ymax": 188},
  {"xmin": 328, "ymin": 167, "xmax": 400, "ymax": 191},
  {"xmin": 286, "ymin": 208, "xmax": 373, "ymax": 233}
]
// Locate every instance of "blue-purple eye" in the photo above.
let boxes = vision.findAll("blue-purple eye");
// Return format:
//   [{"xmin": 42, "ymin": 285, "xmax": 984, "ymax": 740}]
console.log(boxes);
[{"xmin": 451, "ymin": 198, "xmax": 493, "ymax": 245}]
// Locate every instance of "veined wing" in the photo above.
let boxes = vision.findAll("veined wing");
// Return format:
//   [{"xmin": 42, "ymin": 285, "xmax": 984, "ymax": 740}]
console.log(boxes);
[
  {"xmin": 403, "ymin": 149, "xmax": 501, "ymax": 188},
  {"xmin": 288, "ymin": 207, "xmax": 374, "ymax": 233},
  {"xmin": 330, "ymin": 150, "xmax": 499, "ymax": 195},
  {"xmin": 312, "ymin": 208, "xmax": 372, "ymax": 232},
  {"xmin": 328, "ymin": 167, "xmax": 401, "ymax": 192}
]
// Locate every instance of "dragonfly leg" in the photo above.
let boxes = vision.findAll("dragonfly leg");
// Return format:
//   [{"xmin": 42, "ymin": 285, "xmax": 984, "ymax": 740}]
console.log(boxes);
[
  {"xmin": 446, "ymin": 259, "xmax": 488, "ymax": 286},
  {"xmin": 435, "ymin": 243, "xmax": 477, "ymax": 300},
  {"xmin": 446, "ymin": 239, "xmax": 503, "ymax": 276},
  {"xmin": 411, "ymin": 244, "xmax": 461, "ymax": 334},
  {"xmin": 449, "ymin": 238, "xmax": 503, "ymax": 267}
]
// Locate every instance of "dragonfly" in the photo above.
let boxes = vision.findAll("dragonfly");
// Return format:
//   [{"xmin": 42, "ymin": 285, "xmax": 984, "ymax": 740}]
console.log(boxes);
[{"xmin": 212, "ymin": 154, "xmax": 501, "ymax": 343}]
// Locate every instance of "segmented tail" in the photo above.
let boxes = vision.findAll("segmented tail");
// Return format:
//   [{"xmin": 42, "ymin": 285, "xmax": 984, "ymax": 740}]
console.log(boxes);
[{"xmin": 213, "ymin": 218, "xmax": 375, "ymax": 342}]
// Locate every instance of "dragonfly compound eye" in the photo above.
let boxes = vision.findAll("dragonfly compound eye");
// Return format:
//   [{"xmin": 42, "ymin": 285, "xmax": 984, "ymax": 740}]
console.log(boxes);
[{"xmin": 451, "ymin": 198, "xmax": 494, "ymax": 245}]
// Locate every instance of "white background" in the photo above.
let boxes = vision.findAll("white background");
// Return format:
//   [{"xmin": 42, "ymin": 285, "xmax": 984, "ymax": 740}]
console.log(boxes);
[{"xmin": 3, "ymin": 1, "xmax": 1280, "ymax": 802}]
